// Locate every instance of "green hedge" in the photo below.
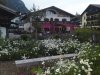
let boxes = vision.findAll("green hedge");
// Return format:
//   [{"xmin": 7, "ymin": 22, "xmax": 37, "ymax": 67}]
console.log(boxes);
[{"xmin": 75, "ymin": 28, "xmax": 100, "ymax": 43}]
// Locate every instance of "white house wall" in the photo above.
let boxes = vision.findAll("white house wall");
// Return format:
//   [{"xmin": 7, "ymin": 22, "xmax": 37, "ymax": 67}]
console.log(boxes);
[
  {"xmin": 81, "ymin": 12, "xmax": 87, "ymax": 28},
  {"xmin": 46, "ymin": 10, "xmax": 58, "ymax": 17},
  {"xmin": 46, "ymin": 16, "xmax": 70, "ymax": 21},
  {"xmin": 41, "ymin": 9, "xmax": 71, "ymax": 21},
  {"xmin": 0, "ymin": 27, "xmax": 6, "ymax": 38},
  {"xmin": 24, "ymin": 22, "xmax": 33, "ymax": 32},
  {"xmin": 11, "ymin": 17, "xmax": 19, "ymax": 23}
]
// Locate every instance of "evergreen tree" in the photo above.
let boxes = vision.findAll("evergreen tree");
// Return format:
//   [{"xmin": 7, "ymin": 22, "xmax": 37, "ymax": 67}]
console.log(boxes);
[{"xmin": 30, "ymin": 4, "xmax": 43, "ymax": 39}]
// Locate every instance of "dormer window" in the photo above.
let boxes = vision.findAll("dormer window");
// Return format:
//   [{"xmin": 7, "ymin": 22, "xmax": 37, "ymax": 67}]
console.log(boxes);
[{"xmin": 48, "ymin": 9, "xmax": 57, "ymax": 14}]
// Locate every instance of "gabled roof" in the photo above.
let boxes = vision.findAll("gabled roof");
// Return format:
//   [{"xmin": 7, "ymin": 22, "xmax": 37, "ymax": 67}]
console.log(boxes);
[
  {"xmin": 36, "ymin": 6, "xmax": 75, "ymax": 17},
  {"xmin": 0, "ymin": 4, "xmax": 17, "ymax": 15},
  {"xmin": 81, "ymin": 4, "xmax": 100, "ymax": 16},
  {"xmin": 92, "ymin": 4, "xmax": 100, "ymax": 8}
]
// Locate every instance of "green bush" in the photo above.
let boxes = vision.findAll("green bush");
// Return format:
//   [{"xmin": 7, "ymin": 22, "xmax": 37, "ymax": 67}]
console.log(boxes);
[
  {"xmin": 0, "ymin": 38, "xmax": 84, "ymax": 61},
  {"xmin": 75, "ymin": 28, "xmax": 100, "ymax": 43},
  {"xmin": 21, "ymin": 34, "xmax": 31, "ymax": 41},
  {"xmin": 93, "ymin": 30, "xmax": 100, "ymax": 43},
  {"xmin": 53, "ymin": 34, "xmax": 60, "ymax": 39},
  {"xmin": 75, "ymin": 28, "xmax": 92, "ymax": 42}
]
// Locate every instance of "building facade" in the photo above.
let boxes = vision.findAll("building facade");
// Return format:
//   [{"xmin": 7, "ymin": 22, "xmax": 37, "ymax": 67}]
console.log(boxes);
[
  {"xmin": 0, "ymin": 4, "xmax": 17, "ymax": 38},
  {"xmin": 22, "ymin": 6, "xmax": 80, "ymax": 34},
  {"xmin": 36, "ymin": 6, "xmax": 75, "ymax": 22},
  {"xmin": 81, "ymin": 4, "xmax": 100, "ymax": 28}
]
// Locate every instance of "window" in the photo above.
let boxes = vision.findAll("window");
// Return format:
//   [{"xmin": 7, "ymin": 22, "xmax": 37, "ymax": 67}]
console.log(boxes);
[
  {"xmin": 84, "ymin": 16, "xmax": 85, "ymax": 20},
  {"xmin": 44, "ymin": 18, "xmax": 49, "ymax": 22},
  {"xmin": 48, "ymin": 10, "xmax": 57, "ymax": 14},
  {"xmin": 62, "ymin": 19, "xmax": 66, "ymax": 22},
  {"xmin": 50, "ymin": 18, "xmax": 53, "ymax": 21},
  {"xmin": 54, "ymin": 18, "xmax": 59, "ymax": 22},
  {"xmin": 91, "ymin": 21, "xmax": 94, "ymax": 26},
  {"xmin": 15, "ymin": 20, "xmax": 19, "ymax": 23},
  {"xmin": 87, "ymin": 22, "xmax": 91, "ymax": 26},
  {"xmin": 95, "ymin": 21, "xmax": 98, "ymax": 25}
]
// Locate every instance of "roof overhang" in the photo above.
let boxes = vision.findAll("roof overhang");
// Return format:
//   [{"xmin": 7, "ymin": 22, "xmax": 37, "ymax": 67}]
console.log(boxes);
[{"xmin": 0, "ymin": 4, "xmax": 17, "ymax": 16}]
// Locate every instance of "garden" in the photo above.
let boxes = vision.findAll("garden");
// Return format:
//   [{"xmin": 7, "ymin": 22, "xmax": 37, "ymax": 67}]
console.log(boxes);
[
  {"xmin": 0, "ymin": 28, "xmax": 100, "ymax": 75},
  {"xmin": 0, "ymin": 38, "xmax": 81, "ymax": 61},
  {"xmin": 15, "ymin": 40, "xmax": 100, "ymax": 75}
]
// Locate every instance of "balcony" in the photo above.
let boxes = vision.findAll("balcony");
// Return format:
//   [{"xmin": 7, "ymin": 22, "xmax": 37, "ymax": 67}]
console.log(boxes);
[
  {"xmin": 86, "ymin": 16, "xmax": 97, "ymax": 21},
  {"xmin": 86, "ymin": 11, "xmax": 99, "ymax": 16}
]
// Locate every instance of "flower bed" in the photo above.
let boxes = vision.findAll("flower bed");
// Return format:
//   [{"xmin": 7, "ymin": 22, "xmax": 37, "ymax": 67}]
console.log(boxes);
[
  {"xmin": 42, "ymin": 43, "xmax": 100, "ymax": 75},
  {"xmin": 0, "ymin": 38, "xmax": 100, "ymax": 75},
  {"xmin": 14, "ymin": 41, "xmax": 100, "ymax": 75},
  {"xmin": 0, "ymin": 38, "xmax": 82, "ymax": 61}
]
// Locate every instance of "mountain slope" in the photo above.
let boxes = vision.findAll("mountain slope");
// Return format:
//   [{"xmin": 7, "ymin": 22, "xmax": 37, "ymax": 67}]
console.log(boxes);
[{"xmin": 0, "ymin": 0, "xmax": 29, "ymax": 13}]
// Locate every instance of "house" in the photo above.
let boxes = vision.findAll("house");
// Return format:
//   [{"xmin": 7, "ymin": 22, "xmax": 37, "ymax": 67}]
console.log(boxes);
[
  {"xmin": 35, "ymin": 6, "xmax": 75, "ymax": 21},
  {"xmin": 20, "ymin": 13, "xmax": 34, "ymax": 33},
  {"xmin": 41, "ymin": 21, "xmax": 79, "ymax": 34},
  {"xmin": 0, "ymin": 4, "xmax": 17, "ymax": 38},
  {"xmin": 37, "ymin": 6, "xmax": 79, "ymax": 33},
  {"xmin": 81, "ymin": 4, "xmax": 100, "ymax": 28},
  {"xmin": 8, "ymin": 13, "xmax": 28, "ymax": 38},
  {"xmin": 22, "ymin": 6, "xmax": 80, "ymax": 34}
]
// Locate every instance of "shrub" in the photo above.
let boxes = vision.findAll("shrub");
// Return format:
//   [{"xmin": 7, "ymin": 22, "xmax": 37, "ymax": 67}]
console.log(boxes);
[
  {"xmin": 75, "ymin": 28, "xmax": 100, "ymax": 43},
  {"xmin": 75, "ymin": 28, "xmax": 92, "ymax": 42},
  {"xmin": 0, "ymin": 38, "xmax": 84, "ymax": 61},
  {"xmin": 21, "ymin": 34, "xmax": 31, "ymax": 40},
  {"xmin": 53, "ymin": 34, "xmax": 60, "ymax": 39},
  {"xmin": 93, "ymin": 30, "xmax": 100, "ymax": 43},
  {"xmin": 43, "ymin": 43, "xmax": 100, "ymax": 75}
]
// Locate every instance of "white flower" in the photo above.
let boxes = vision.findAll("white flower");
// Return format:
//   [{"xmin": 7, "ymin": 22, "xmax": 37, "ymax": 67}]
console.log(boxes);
[
  {"xmin": 80, "ymin": 59, "xmax": 84, "ymax": 64},
  {"xmin": 22, "ymin": 54, "xmax": 27, "ymax": 59},
  {"xmin": 42, "ymin": 61, "xmax": 45, "ymax": 65},
  {"xmin": 82, "ymin": 66, "xmax": 85, "ymax": 70},
  {"xmin": 46, "ymin": 67, "xmax": 50, "ymax": 74},
  {"xmin": 88, "ymin": 68, "xmax": 93, "ymax": 72},
  {"xmin": 56, "ymin": 68, "xmax": 60, "ymax": 73}
]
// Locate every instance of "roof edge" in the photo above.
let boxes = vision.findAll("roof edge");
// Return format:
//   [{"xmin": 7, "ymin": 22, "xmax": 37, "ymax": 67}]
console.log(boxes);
[
  {"xmin": 0, "ymin": 4, "xmax": 17, "ymax": 15},
  {"xmin": 34, "ymin": 6, "xmax": 75, "ymax": 17}
]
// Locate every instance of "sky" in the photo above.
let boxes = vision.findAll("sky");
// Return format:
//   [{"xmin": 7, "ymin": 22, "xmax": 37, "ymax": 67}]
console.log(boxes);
[{"xmin": 22, "ymin": 0, "xmax": 100, "ymax": 15}]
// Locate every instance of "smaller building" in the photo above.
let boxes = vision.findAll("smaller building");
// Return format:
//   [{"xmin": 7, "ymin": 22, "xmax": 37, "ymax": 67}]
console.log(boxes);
[{"xmin": 0, "ymin": 4, "xmax": 17, "ymax": 38}]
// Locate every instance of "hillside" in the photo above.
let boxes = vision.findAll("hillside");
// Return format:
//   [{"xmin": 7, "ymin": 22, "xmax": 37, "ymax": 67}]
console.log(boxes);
[{"xmin": 0, "ymin": 0, "xmax": 29, "ymax": 13}]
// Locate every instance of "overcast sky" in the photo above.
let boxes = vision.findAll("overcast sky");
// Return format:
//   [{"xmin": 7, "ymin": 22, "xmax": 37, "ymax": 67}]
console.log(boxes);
[{"xmin": 22, "ymin": 0, "xmax": 100, "ymax": 15}]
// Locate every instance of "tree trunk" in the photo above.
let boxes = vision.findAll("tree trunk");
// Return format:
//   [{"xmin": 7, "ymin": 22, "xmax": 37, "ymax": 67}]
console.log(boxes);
[{"xmin": 35, "ymin": 29, "xmax": 37, "ymax": 40}]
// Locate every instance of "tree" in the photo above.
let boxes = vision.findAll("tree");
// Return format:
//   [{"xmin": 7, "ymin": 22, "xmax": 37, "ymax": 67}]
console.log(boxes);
[
  {"xmin": 30, "ymin": 4, "xmax": 37, "ymax": 12},
  {"xmin": 30, "ymin": 4, "xmax": 43, "ymax": 39}
]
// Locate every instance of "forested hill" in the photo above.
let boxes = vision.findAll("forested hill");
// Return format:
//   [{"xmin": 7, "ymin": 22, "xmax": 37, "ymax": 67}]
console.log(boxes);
[{"xmin": 0, "ymin": 0, "xmax": 29, "ymax": 14}]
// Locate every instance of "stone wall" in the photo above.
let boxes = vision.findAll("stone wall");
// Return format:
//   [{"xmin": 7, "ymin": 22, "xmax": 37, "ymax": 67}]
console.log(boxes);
[{"xmin": 0, "ymin": 61, "xmax": 17, "ymax": 75}]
